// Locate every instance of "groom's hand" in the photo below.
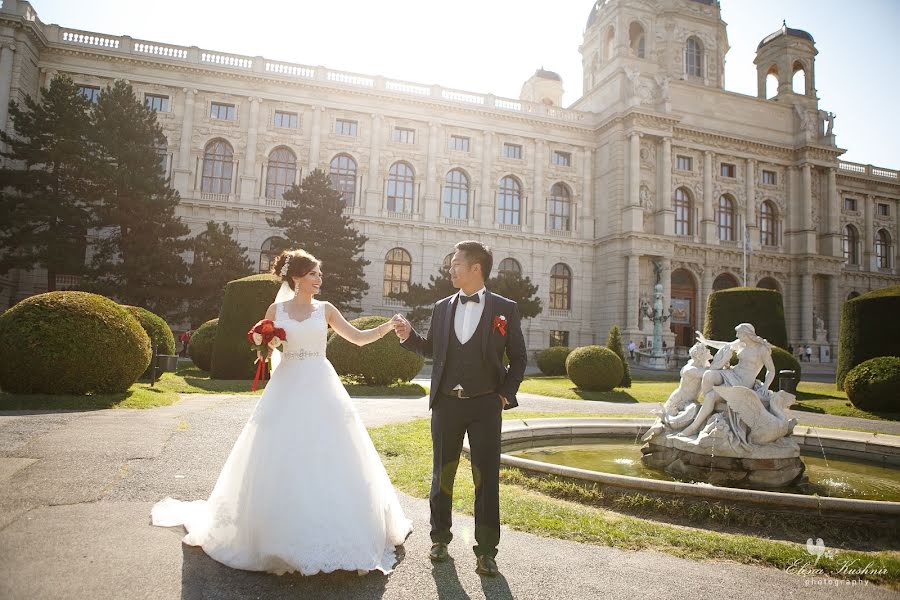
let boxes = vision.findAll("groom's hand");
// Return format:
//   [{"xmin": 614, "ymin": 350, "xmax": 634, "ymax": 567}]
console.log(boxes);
[
  {"xmin": 499, "ymin": 395, "xmax": 509, "ymax": 409},
  {"xmin": 393, "ymin": 314, "xmax": 411, "ymax": 342}
]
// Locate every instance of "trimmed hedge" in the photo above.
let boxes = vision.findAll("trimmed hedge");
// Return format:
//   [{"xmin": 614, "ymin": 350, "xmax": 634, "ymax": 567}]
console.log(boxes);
[
  {"xmin": 565, "ymin": 345, "xmax": 624, "ymax": 392},
  {"xmin": 836, "ymin": 285, "xmax": 900, "ymax": 390},
  {"xmin": 536, "ymin": 346, "xmax": 572, "ymax": 376},
  {"xmin": 844, "ymin": 356, "xmax": 900, "ymax": 413},
  {"xmin": 703, "ymin": 287, "xmax": 787, "ymax": 350},
  {"xmin": 0, "ymin": 291, "xmax": 151, "ymax": 394},
  {"xmin": 123, "ymin": 305, "xmax": 176, "ymax": 379},
  {"xmin": 189, "ymin": 318, "xmax": 218, "ymax": 372},
  {"xmin": 211, "ymin": 274, "xmax": 282, "ymax": 379},
  {"xmin": 327, "ymin": 315, "xmax": 424, "ymax": 385}
]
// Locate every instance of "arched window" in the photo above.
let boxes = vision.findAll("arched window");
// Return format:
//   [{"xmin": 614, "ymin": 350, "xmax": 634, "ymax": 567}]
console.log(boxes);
[
  {"xmin": 685, "ymin": 37, "xmax": 703, "ymax": 78},
  {"xmin": 201, "ymin": 139, "xmax": 234, "ymax": 194},
  {"xmin": 759, "ymin": 200, "xmax": 777, "ymax": 246},
  {"xmin": 442, "ymin": 169, "xmax": 469, "ymax": 219},
  {"xmin": 674, "ymin": 188, "xmax": 693, "ymax": 236},
  {"xmin": 387, "ymin": 162, "xmax": 415, "ymax": 213},
  {"xmin": 604, "ymin": 27, "xmax": 616, "ymax": 60},
  {"xmin": 765, "ymin": 65, "xmax": 779, "ymax": 99},
  {"xmin": 792, "ymin": 62, "xmax": 807, "ymax": 95},
  {"xmin": 876, "ymin": 229, "xmax": 892, "ymax": 269},
  {"xmin": 498, "ymin": 258, "xmax": 522, "ymax": 278},
  {"xmin": 265, "ymin": 147, "xmax": 297, "ymax": 200},
  {"xmin": 329, "ymin": 154, "xmax": 357, "ymax": 207},
  {"xmin": 629, "ymin": 22, "xmax": 645, "ymax": 58},
  {"xmin": 497, "ymin": 176, "xmax": 522, "ymax": 225},
  {"xmin": 259, "ymin": 237, "xmax": 285, "ymax": 273},
  {"xmin": 383, "ymin": 248, "xmax": 412, "ymax": 297},
  {"xmin": 843, "ymin": 225, "xmax": 860, "ymax": 265},
  {"xmin": 713, "ymin": 272, "xmax": 739, "ymax": 291},
  {"xmin": 548, "ymin": 183, "xmax": 572, "ymax": 231},
  {"xmin": 550, "ymin": 263, "xmax": 572, "ymax": 310},
  {"xmin": 717, "ymin": 195, "xmax": 735, "ymax": 241},
  {"xmin": 757, "ymin": 277, "xmax": 780, "ymax": 292},
  {"xmin": 847, "ymin": 291, "xmax": 860, "ymax": 300}
]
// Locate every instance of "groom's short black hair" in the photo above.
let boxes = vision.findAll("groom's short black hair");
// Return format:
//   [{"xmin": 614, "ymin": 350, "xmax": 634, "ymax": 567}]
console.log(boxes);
[{"xmin": 455, "ymin": 240, "xmax": 492, "ymax": 280}]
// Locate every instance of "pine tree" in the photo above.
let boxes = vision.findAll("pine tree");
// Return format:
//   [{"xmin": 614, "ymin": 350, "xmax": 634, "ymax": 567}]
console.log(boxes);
[
  {"xmin": 187, "ymin": 221, "xmax": 254, "ymax": 327},
  {"xmin": 487, "ymin": 272, "xmax": 543, "ymax": 318},
  {"xmin": 83, "ymin": 80, "xmax": 190, "ymax": 318},
  {"xmin": 268, "ymin": 169, "xmax": 369, "ymax": 312},
  {"xmin": 605, "ymin": 325, "xmax": 632, "ymax": 388},
  {"xmin": 0, "ymin": 75, "xmax": 94, "ymax": 291}
]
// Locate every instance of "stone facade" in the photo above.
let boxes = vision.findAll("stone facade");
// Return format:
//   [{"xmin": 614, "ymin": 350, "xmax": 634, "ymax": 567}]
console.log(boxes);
[{"xmin": 1, "ymin": 0, "xmax": 897, "ymax": 360}]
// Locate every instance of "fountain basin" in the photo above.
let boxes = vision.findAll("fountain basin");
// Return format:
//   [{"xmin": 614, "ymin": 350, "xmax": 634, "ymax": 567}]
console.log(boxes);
[{"xmin": 463, "ymin": 418, "xmax": 900, "ymax": 517}]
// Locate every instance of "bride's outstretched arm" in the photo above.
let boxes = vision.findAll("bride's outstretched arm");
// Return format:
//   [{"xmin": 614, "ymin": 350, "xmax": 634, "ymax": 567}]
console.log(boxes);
[
  {"xmin": 323, "ymin": 302, "xmax": 396, "ymax": 346},
  {"xmin": 695, "ymin": 330, "xmax": 729, "ymax": 350}
]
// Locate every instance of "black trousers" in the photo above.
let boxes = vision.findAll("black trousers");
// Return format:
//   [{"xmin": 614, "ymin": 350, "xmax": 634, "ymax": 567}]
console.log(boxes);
[{"xmin": 430, "ymin": 392, "xmax": 503, "ymax": 557}]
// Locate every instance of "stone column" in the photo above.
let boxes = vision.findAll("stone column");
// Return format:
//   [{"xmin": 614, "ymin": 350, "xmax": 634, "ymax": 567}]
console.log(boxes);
[
  {"xmin": 533, "ymin": 140, "xmax": 546, "ymax": 234},
  {"xmin": 827, "ymin": 275, "xmax": 840, "ymax": 355},
  {"xmin": 365, "ymin": 113, "xmax": 382, "ymax": 217},
  {"xmin": 896, "ymin": 197, "xmax": 900, "ymax": 275},
  {"xmin": 308, "ymin": 106, "xmax": 323, "ymax": 172},
  {"xmin": 745, "ymin": 158, "xmax": 757, "ymax": 247},
  {"xmin": 801, "ymin": 164, "xmax": 813, "ymax": 231},
  {"xmin": 655, "ymin": 137, "xmax": 674, "ymax": 235},
  {"xmin": 701, "ymin": 151, "xmax": 715, "ymax": 242},
  {"xmin": 239, "ymin": 97, "xmax": 260, "ymax": 201},
  {"xmin": 699, "ymin": 267, "xmax": 712, "ymax": 332},
  {"xmin": 580, "ymin": 149, "xmax": 594, "ymax": 239},
  {"xmin": 824, "ymin": 167, "xmax": 841, "ymax": 257},
  {"xmin": 424, "ymin": 122, "xmax": 439, "ymax": 221},
  {"xmin": 173, "ymin": 88, "xmax": 196, "ymax": 192},
  {"xmin": 478, "ymin": 131, "xmax": 494, "ymax": 226},
  {"xmin": 800, "ymin": 272, "xmax": 813, "ymax": 343},
  {"xmin": 625, "ymin": 253, "xmax": 640, "ymax": 331},
  {"xmin": 863, "ymin": 194, "xmax": 875, "ymax": 271},
  {"xmin": 624, "ymin": 132, "xmax": 643, "ymax": 232},
  {"xmin": 0, "ymin": 44, "xmax": 15, "ymax": 146}
]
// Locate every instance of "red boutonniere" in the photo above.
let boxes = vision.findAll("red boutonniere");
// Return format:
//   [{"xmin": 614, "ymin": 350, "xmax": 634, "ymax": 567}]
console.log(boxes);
[{"xmin": 492, "ymin": 315, "xmax": 507, "ymax": 336}]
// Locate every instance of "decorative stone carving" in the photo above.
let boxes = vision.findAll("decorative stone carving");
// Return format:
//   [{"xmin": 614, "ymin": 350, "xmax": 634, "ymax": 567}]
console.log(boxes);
[{"xmin": 639, "ymin": 183, "xmax": 654, "ymax": 213}]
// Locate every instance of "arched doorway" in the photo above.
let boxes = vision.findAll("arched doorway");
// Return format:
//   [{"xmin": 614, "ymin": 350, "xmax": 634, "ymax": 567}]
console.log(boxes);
[
  {"xmin": 713, "ymin": 272, "xmax": 739, "ymax": 291},
  {"xmin": 756, "ymin": 277, "xmax": 780, "ymax": 292},
  {"xmin": 670, "ymin": 268, "xmax": 697, "ymax": 348}
]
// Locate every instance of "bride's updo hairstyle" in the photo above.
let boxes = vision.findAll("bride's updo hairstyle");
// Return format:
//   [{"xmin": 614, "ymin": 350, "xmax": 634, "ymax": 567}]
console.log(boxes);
[{"xmin": 271, "ymin": 249, "xmax": 321, "ymax": 291}]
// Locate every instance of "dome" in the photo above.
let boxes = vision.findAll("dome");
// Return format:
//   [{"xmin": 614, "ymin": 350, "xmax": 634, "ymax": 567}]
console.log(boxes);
[
  {"xmin": 586, "ymin": 0, "xmax": 608, "ymax": 28},
  {"xmin": 534, "ymin": 68, "xmax": 562, "ymax": 82},
  {"xmin": 758, "ymin": 21, "xmax": 815, "ymax": 49}
]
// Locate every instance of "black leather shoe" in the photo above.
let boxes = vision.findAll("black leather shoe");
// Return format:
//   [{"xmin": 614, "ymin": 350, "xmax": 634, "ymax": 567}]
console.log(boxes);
[
  {"xmin": 429, "ymin": 542, "xmax": 449, "ymax": 562},
  {"xmin": 475, "ymin": 555, "xmax": 499, "ymax": 576}
]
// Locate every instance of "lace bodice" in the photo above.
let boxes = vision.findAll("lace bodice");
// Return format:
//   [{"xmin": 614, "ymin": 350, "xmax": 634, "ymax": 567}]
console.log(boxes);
[{"xmin": 273, "ymin": 300, "xmax": 327, "ymax": 357}]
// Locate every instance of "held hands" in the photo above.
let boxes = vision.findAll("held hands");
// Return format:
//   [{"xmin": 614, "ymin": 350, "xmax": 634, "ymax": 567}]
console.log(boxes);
[{"xmin": 391, "ymin": 314, "xmax": 412, "ymax": 342}]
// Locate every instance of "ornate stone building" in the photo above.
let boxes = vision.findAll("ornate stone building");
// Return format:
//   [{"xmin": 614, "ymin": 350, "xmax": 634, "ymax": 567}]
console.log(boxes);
[{"xmin": 1, "ymin": 0, "xmax": 897, "ymax": 361}]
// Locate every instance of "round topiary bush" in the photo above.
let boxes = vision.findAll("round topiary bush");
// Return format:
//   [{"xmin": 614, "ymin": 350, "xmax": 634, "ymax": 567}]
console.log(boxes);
[
  {"xmin": 327, "ymin": 315, "xmax": 424, "ymax": 385},
  {"xmin": 123, "ymin": 305, "xmax": 176, "ymax": 379},
  {"xmin": 536, "ymin": 346, "xmax": 572, "ymax": 376},
  {"xmin": 760, "ymin": 346, "xmax": 802, "ymax": 392},
  {"xmin": 565, "ymin": 345, "xmax": 624, "ymax": 392},
  {"xmin": 189, "ymin": 318, "xmax": 218, "ymax": 372},
  {"xmin": 211, "ymin": 274, "xmax": 282, "ymax": 379},
  {"xmin": 844, "ymin": 356, "xmax": 900, "ymax": 413},
  {"xmin": 0, "ymin": 291, "xmax": 151, "ymax": 394},
  {"xmin": 836, "ymin": 285, "xmax": 900, "ymax": 390},
  {"xmin": 704, "ymin": 287, "xmax": 788, "ymax": 351}
]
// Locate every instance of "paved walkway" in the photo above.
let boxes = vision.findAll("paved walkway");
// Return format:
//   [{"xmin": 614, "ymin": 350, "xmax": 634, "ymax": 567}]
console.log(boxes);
[{"xmin": 0, "ymin": 392, "xmax": 896, "ymax": 599}]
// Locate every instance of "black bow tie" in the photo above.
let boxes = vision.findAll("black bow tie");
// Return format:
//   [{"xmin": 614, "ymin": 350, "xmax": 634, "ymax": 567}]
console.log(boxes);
[{"xmin": 459, "ymin": 293, "xmax": 480, "ymax": 305}]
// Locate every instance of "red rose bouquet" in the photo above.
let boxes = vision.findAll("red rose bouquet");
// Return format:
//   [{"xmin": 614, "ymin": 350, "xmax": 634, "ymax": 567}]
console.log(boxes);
[{"xmin": 247, "ymin": 319, "xmax": 287, "ymax": 391}]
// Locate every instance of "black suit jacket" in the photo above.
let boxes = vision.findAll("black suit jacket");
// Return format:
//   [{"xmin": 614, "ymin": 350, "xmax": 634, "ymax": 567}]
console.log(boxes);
[{"xmin": 401, "ymin": 290, "xmax": 527, "ymax": 410}]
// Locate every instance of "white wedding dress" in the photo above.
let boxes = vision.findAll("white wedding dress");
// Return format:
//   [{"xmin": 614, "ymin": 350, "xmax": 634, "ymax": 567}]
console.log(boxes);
[{"xmin": 151, "ymin": 299, "xmax": 413, "ymax": 575}]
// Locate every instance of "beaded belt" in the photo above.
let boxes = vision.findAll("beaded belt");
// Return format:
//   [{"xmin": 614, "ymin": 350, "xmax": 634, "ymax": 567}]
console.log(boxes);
[{"xmin": 282, "ymin": 350, "xmax": 323, "ymax": 360}]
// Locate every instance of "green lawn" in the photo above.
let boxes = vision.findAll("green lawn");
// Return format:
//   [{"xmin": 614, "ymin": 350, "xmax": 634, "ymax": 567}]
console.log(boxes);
[
  {"xmin": 369, "ymin": 418, "xmax": 900, "ymax": 587},
  {"xmin": 0, "ymin": 383, "xmax": 179, "ymax": 410}
]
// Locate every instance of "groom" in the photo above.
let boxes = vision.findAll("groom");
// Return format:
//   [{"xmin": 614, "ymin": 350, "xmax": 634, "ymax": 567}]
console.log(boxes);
[{"xmin": 394, "ymin": 240, "xmax": 526, "ymax": 577}]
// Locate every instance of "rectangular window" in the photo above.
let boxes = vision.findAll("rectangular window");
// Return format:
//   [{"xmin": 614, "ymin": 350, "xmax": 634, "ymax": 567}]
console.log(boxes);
[
  {"xmin": 449, "ymin": 135, "xmax": 470, "ymax": 152},
  {"xmin": 392, "ymin": 127, "xmax": 415, "ymax": 144},
  {"xmin": 144, "ymin": 93, "xmax": 169, "ymax": 112},
  {"xmin": 844, "ymin": 197, "xmax": 858, "ymax": 211},
  {"xmin": 78, "ymin": 85, "xmax": 101, "ymax": 103},
  {"xmin": 274, "ymin": 111, "xmax": 298, "ymax": 129},
  {"xmin": 676, "ymin": 155, "xmax": 692, "ymax": 171},
  {"xmin": 503, "ymin": 143, "xmax": 522, "ymax": 159},
  {"xmin": 210, "ymin": 102, "xmax": 236, "ymax": 121},
  {"xmin": 549, "ymin": 330, "xmax": 570, "ymax": 347},
  {"xmin": 761, "ymin": 170, "xmax": 777, "ymax": 185},
  {"xmin": 335, "ymin": 118, "xmax": 358, "ymax": 136},
  {"xmin": 720, "ymin": 163, "xmax": 736, "ymax": 178},
  {"xmin": 552, "ymin": 150, "xmax": 572, "ymax": 167},
  {"xmin": 877, "ymin": 203, "xmax": 890, "ymax": 217}
]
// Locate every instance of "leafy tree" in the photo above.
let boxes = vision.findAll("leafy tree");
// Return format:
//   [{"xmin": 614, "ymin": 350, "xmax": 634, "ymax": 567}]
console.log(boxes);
[
  {"xmin": 0, "ymin": 75, "xmax": 94, "ymax": 291},
  {"xmin": 187, "ymin": 221, "xmax": 254, "ymax": 326},
  {"xmin": 487, "ymin": 272, "xmax": 542, "ymax": 319},
  {"xmin": 83, "ymin": 80, "xmax": 190, "ymax": 318},
  {"xmin": 605, "ymin": 324, "xmax": 632, "ymax": 388},
  {"xmin": 267, "ymin": 169, "xmax": 369, "ymax": 312}
]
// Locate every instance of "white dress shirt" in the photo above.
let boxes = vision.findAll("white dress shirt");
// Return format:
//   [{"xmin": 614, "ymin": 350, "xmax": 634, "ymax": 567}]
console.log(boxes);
[{"xmin": 454, "ymin": 287, "xmax": 486, "ymax": 345}]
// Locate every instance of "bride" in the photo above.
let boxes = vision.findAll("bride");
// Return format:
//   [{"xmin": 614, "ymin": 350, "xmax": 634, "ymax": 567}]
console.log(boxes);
[{"xmin": 151, "ymin": 249, "xmax": 413, "ymax": 576}]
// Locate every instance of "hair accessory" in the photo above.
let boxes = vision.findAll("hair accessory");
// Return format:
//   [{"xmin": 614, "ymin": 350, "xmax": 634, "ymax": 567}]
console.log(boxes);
[{"xmin": 280, "ymin": 256, "xmax": 291, "ymax": 277}]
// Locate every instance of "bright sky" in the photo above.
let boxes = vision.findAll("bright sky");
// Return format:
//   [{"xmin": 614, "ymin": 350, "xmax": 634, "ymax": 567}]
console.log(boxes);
[{"xmin": 24, "ymin": 0, "xmax": 900, "ymax": 169}]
